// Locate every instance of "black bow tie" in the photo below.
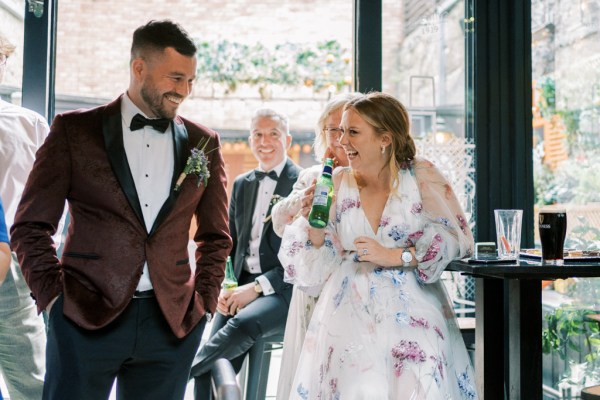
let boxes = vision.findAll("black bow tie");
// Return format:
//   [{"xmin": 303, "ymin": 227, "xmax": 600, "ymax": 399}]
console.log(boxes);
[
  {"xmin": 255, "ymin": 170, "xmax": 278, "ymax": 181},
  {"xmin": 129, "ymin": 113, "xmax": 171, "ymax": 133}
]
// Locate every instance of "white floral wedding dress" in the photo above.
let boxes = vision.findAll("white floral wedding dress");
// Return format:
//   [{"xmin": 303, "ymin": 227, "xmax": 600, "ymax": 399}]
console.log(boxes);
[{"xmin": 279, "ymin": 159, "xmax": 478, "ymax": 400}]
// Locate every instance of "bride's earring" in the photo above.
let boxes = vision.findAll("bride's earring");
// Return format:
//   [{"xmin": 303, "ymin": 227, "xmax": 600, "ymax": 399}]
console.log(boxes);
[{"xmin": 381, "ymin": 145, "xmax": 386, "ymax": 155}]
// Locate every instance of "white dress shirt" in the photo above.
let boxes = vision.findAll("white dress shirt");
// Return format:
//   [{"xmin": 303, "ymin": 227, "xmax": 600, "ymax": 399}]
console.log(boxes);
[
  {"xmin": 244, "ymin": 158, "xmax": 287, "ymax": 296},
  {"xmin": 121, "ymin": 94, "xmax": 174, "ymax": 292},
  {"xmin": 0, "ymin": 98, "xmax": 50, "ymax": 230}
]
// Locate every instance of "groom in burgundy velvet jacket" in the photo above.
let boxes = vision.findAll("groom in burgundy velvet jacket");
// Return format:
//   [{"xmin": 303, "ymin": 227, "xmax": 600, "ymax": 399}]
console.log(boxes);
[{"xmin": 11, "ymin": 20, "xmax": 232, "ymax": 400}]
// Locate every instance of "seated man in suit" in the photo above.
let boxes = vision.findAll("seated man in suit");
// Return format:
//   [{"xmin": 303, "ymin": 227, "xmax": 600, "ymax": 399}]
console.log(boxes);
[{"xmin": 190, "ymin": 108, "xmax": 301, "ymax": 399}]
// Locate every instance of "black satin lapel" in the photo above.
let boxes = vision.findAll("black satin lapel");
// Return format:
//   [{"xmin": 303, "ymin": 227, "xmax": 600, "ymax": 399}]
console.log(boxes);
[
  {"xmin": 102, "ymin": 112, "xmax": 145, "ymax": 230},
  {"xmin": 262, "ymin": 162, "xmax": 295, "ymax": 233},
  {"xmin": 149, "ymin": 121, "xmax": 188, "ymax": 236},
  {"xmin": 242, "ymin": 174, "xmax": 259, "ymax": 238}
]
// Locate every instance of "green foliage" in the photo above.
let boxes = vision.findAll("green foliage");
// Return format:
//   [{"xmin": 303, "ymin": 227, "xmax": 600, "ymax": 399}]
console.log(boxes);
[
  {"xmin": 194, "ymin": 39, "xmax": 352, "ymax": 95},
  {"xmin": 534, "ymin": 153, "xmax": 600, "ymax": 207},
  {"xmin": 537, "ymin": 76, "xmax": 556, "ymax": 119},
  {"xmin": 533, "ymin": 77, "xmax": 600, "ymax": 247},
  {"xmin": 566, "ymin": 222, "xmax": 600, "ymax": 250},
  {"xmin": 542, "ymin": 306, "xmax": 600, "ymax": 362}
]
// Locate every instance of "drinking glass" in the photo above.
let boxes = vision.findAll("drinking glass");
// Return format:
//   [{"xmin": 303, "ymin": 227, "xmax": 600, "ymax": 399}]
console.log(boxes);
[
  {"xmin": 539, "ymin": 208, "xmax": 567, "ymax": 265},
  {"xmin": 494, "ymin": 209, "xmax": 523, "ymax": 261}
]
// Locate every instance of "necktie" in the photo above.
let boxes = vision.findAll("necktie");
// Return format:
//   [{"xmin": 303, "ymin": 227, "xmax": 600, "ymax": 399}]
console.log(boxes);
[
  {"xmin": 129, "ymin": 113, "xmax": 171, "ymax": 133},
  {"xmin": 255, "ymin": 170, "xmax": 278, "ymax": 181}
]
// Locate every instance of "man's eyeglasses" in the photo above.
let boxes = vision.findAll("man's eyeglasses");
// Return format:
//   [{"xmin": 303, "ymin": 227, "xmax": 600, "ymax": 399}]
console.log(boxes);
[{"xmin": 0, "ymin": 54, "xmax": 7, "ymax": 66}]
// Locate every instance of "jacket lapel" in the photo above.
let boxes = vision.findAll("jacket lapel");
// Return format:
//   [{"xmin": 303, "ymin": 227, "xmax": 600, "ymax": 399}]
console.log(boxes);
[
  {"xmin": 149, "ymin": 118, "xmax": 189, "ymax": 236},
  {"xmin": 262, "ymin": 159, "xmax": 298, "ymax": 235},
  {"xmin": 102, "ymin": 100, "xmax": 145, "ymax": 230},
  {"xmin": 242, "ymin": 172, "xmax": 260, "ymax": 239}
]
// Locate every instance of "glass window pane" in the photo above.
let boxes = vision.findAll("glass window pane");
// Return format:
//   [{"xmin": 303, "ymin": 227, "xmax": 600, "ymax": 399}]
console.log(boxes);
[
  {"xmin": 532, "ymin": 0, "xmax": 600, "ymax": 394},
  {"xmin": 532, "ymin": 0, "xmax": 600, "ymax": 250}
]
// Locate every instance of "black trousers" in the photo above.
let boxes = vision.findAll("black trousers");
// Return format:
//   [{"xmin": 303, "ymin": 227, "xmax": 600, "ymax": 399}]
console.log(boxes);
[
  {"xmin": 43, "ymin": 295, "xmax": 205, "ymax": 400},
  {"xmin": 190, "ymin": 274, "xmax": 290, "ymax": 400}
]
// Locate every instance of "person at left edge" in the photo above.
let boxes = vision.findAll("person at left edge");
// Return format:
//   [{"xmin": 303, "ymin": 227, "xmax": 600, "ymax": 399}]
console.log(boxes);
[{"xmin": 10, "ymin": 20, "xmax": 232, "ymax": 400}]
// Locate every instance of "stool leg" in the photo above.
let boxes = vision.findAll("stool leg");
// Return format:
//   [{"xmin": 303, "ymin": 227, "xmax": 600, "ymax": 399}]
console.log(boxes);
[
  {"xmin": 245, "ymin": 341, "xmax": 265, "ymax": 400},
  {"xmin": 257, "ymin": 344, "xmax": 274, "ymax": 400}
]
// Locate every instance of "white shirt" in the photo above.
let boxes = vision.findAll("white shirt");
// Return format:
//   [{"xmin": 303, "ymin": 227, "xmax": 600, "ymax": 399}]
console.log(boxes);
[
  {"xmin": 121, "ymin": 94, "xmax": 174, "ymax": 291},
  {"xmin": 0, "ymin": 98, "xmax": 51, "ymax": 231},
  {"xmin": 244, "ymin": 158, "xmax": 287, "ymax": 296}
]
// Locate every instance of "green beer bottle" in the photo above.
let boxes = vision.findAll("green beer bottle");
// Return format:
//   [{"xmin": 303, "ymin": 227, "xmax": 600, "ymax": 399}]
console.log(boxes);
[
  {"xmin": 222, "ymin": 256, "xmax": 237, "ymax": 290},
  {"xmin": 308, "ymin": 158, "xmax": 334, "ymax": 229}
]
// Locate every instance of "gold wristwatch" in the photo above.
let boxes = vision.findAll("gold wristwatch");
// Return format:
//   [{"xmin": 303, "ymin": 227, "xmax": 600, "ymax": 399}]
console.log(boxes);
[{"xmin": 254, "ymin": 280, "xmax": 263, "ymax": 295}]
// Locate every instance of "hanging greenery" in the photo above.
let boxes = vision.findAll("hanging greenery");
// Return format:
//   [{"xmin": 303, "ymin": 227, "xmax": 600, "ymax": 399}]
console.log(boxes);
[{"xmin": 194, "ymin": 39, "xmax": 352, "ymax": 96}]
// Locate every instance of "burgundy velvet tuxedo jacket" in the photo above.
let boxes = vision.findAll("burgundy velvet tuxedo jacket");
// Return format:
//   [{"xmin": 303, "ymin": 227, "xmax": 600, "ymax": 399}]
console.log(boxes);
[{"xmin": 11, "ymin": 96, "xmax": 232, "ymax": 338}]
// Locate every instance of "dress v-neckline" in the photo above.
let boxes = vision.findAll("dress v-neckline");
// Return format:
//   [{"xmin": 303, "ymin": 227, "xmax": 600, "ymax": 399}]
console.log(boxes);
[{"xmin": 358, "ymin": 189, "xmax": 391, "ymax": 236}]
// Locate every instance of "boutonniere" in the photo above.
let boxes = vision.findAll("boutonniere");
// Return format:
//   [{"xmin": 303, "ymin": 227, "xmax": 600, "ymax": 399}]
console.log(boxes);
[
  {"xmin": 174, "ymin": 138, "xmax": 216, "ymax": 191},
  {"xmin": 269, "ymin": 194, "xmax": 283, "ymax": 207},
  {"xmin": 263, "ymin": 194, "xmax": 284, "ymax": 223}
]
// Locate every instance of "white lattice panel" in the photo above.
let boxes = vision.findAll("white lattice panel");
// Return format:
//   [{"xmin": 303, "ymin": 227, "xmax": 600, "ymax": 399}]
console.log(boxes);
[{"xmin": 415, "ymin": 137, "xmax": 476, "ymax": 229}]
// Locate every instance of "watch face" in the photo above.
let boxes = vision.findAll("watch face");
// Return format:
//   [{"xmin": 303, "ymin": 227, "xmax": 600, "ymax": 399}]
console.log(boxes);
[{"xmin": 402, "ymin": 251, "xmax": 413, "ymax": 263}]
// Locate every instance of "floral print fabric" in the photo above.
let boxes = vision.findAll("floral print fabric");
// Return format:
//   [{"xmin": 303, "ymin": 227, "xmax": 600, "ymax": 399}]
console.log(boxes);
[{"xmin": 279, "ymin": 159, "xmax": 477, "ymax": 400}]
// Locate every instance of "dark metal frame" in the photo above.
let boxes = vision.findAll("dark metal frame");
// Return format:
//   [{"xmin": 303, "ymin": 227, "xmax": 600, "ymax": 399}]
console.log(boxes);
[
  {"xmin": 22, "ymin": 0, "xmax": 57, "ymax": 120},
  {"xmin": 473, "ymin": 0, "xmax": 534, "ymax": 247},
  {"xmin": 353, "ymin": 0, "xmax": 382, "ymax": 93}
]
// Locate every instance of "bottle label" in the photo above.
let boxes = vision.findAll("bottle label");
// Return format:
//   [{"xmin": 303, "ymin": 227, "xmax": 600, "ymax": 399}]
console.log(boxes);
[
  {"xmin": 313, "ymin": 184, "xmax": 330, "ymax": 206},
  {"xmin": 222, "ymin": 279, "xmax": 238, "ymax": 290}
]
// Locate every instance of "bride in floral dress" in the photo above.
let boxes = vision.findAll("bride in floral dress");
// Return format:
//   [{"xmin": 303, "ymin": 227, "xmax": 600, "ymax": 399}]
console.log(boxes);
[{"xmin": 278, "ymin": 92, "xmax": 478, "ymax": 400}]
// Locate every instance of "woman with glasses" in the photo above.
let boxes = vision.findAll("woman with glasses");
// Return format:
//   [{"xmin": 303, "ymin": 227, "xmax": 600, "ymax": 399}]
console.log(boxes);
[{"xmin": 272, "ymin": 92, "xmax": 361, "ymax": 400}]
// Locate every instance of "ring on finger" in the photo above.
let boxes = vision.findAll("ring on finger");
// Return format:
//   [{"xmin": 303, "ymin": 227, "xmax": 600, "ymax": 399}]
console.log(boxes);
[{"xmin": 363, "ymin": 248, "xmax": 368, "ymax": 255}]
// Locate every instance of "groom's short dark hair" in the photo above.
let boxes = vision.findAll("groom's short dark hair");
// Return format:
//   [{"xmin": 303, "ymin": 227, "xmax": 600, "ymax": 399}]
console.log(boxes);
[{"xmin": 130, "ymin": 20, "xmax": 196, "ymax": 61}]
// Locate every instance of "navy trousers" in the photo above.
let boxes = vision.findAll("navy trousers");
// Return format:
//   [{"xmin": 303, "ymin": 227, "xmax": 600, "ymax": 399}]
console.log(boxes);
[{"xmin": 44, "ymin": 295, "xmax": 205, "ymax": 400}]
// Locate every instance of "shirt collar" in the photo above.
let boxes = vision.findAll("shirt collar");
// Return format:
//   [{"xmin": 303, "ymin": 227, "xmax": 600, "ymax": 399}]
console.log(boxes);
[
  {"xmin": 257, "ymin": 157, "xmax": 287, "ymax": 178},
  {"xmin": 121, "ymin": 92, "xmax": 153, "ymax": 130}
]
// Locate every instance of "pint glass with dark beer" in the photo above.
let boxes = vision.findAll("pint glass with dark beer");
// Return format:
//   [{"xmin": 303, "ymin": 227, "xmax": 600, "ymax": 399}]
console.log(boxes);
[{"xmin": 538, "ymin": 208, "xmax": 567, "ymax": 265}]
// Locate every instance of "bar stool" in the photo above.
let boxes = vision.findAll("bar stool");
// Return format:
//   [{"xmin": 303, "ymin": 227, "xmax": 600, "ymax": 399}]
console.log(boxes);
[
  {"xmin": 239, "ymin": 332, "xmax": 285, "ymax": 400},
  {"xmin": 581, "ymin": 385, "xmax": 600, "ymax": 400}
]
